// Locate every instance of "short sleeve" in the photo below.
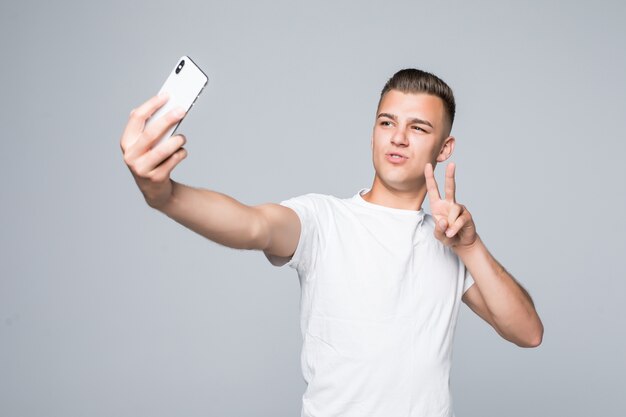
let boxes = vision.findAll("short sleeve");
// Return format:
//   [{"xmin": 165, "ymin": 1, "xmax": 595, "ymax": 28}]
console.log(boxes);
[
  {"xmin": 272, "ymin": 194, "xmax": 321, "ymax": 274},
  {"xmin": 463, "ymin": 264, "xmax": 476, "ymax": 294}
]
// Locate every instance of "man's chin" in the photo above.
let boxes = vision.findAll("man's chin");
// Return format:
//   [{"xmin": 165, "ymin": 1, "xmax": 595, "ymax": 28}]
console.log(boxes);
[{"xmin": 376, "ymin": 176, "xmax": 422, "ymax": 193}]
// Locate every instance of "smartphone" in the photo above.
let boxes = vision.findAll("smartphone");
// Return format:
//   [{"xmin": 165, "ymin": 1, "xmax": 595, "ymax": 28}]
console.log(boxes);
[{"xmin": 146, "ymin": 55, "xmax": 209, "ymax": 148}]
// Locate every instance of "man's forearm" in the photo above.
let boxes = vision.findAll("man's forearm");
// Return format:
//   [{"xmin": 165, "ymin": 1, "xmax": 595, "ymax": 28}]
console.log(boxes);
[
  {"xmin": 158, "ymin": 180, "xmax": 263, "ymax": 250},
  {"xmin": 455, "ymin": 236, "xmax": 544, "ymax": 346}
]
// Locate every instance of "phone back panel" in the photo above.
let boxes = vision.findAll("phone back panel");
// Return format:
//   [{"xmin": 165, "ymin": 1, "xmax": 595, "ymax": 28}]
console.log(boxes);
[{"xmin": 147, "ymin": 56, "xmax": 208, "ymax": 147}]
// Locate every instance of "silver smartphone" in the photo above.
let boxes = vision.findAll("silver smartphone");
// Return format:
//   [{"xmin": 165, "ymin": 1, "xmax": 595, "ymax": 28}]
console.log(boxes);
[{"xmin": 146, "ymin": 55, "xmax": 209, "ymax": 148}]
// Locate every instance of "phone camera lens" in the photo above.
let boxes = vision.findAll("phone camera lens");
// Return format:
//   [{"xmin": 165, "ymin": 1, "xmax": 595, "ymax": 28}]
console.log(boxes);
[{"xmin": 175, "ymin": 60, "xmax": 185, "ymax": 74}]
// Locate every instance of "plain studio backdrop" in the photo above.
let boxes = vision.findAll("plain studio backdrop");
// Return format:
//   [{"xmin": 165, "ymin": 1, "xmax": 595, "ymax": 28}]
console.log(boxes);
[{"xmin": 1, "ymin": 1, "xmax": 625, "ymax": 416}]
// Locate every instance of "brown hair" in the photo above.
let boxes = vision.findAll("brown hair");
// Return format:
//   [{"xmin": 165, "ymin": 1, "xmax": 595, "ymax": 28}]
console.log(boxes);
[{"xmin": 378, "ymin": 68, "xmax": 456, "ymax": 133}]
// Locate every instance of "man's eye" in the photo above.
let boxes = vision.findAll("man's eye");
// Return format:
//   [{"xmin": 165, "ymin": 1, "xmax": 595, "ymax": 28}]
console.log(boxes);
[
  {"xmin": 380, "ymin": 121, "xmax": 392, "ymax": 126},
  {"xmin": 411, "ymin": 126, "xmax": 425, "ymax": 132}
]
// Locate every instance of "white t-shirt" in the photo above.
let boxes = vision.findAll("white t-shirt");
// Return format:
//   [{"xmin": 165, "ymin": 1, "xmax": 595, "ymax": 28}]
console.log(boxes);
[{"xmin": 272, "ymin": 188, "xmax": 475, "ymax": 417}]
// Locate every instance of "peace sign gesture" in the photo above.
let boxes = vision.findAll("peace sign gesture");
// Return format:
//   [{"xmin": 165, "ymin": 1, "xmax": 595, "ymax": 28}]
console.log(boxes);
[{"xmin": 424, "ymin": 162, "xmax": 477, "ymax": 249}]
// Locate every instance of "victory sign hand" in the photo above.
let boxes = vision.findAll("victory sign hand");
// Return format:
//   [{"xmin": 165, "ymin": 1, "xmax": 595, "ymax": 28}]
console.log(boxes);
[{"xmin": 424, "ymin": 162, "xmax": 478, "ymax": 249}]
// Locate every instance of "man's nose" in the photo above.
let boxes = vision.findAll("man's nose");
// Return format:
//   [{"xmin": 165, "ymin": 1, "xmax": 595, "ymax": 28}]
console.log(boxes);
[{"xmin": 390, "ymin": 128, "xmax": 408, "ymax": 146}]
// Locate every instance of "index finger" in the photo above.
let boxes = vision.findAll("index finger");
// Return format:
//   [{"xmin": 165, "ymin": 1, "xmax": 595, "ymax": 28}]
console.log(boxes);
[
  {"xmin": 444, "ymin": 162, "xmax": 456, "ymax": 203},
  {"xmin": 424, "ymin": 162, "xmax": 441, "ymax": 201},
  {"xmin": 120, "ymin": 93, "xmax": 169, "ymax": 152}
]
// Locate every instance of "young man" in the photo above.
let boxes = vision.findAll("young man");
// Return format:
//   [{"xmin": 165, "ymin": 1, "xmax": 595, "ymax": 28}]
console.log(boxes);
[{"xmin": 120, "ymin": 69, "xmax": 543, "ymax": 417}]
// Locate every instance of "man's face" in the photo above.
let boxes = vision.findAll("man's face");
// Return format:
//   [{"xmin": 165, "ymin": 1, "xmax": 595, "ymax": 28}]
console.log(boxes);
[{"xmin": 370, "ymin": 90, "xmax": 453, "ymax": 192}]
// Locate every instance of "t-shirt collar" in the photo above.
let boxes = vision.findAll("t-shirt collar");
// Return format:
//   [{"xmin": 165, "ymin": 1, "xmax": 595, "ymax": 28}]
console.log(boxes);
[{"xmin": 353, "ymin": 188, "xmax": 425, "ymax": 217}]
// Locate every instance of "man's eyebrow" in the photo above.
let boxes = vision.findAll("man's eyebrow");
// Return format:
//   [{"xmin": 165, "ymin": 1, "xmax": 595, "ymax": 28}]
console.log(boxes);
[
  {"xmin": 377, "ymin": 112, "xmax": 398, "ymax": 121},
  {"xmin": 377, "ymin": 113, "xmax": 434, "ymax": 128},
  {"xmin": 408, "ymin": 117, "xmax": 433, "ymax": 128}
]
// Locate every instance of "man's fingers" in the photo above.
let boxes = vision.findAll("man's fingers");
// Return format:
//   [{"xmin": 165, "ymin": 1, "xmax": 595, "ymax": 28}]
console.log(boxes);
[
  {"xmin": 445, "ymin": 213, "xmax": 468, "ymax": 239},
  {"xmin": 133, "ymin": 134, "xmax": 187, "ymax": 175},
  {"xmin": 434, "ymin": 217, "xmax": 448, "ymax": 240},
  {"xmin": 126, "ymin": 107, "xmax": 186, "ymax": 160},
  {"xmin": 120, "ymin": 93, "xmax": 169, "ymax": 152},
  {"xmin": 445, "ymin": 162, "xmax": 456, "ymax": 203},
  {"xmin": 424, "ymin": 163, "xmax": 441, "ymax": 201},
  {"xmin": 149, "ymin": 147, "xmax": 188, "ymax": 183},
  {"xmin": 447, "ymin": 203, "xmax": 462, "ymax": 233}
]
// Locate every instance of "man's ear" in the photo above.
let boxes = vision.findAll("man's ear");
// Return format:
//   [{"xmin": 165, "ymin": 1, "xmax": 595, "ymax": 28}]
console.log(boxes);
[
  {"xmin": 436, "ymin": 136, "xmax": 455, "ymax": 162},
  {"xmin": 370, "ymin": 135, "xmax": 374, "ymax": 150}
]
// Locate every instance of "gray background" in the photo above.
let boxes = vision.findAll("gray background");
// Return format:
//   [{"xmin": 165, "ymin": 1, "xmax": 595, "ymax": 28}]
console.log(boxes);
[{"xmin": 1, "ymin": 0, "xmax": 625, "ymax": 416}]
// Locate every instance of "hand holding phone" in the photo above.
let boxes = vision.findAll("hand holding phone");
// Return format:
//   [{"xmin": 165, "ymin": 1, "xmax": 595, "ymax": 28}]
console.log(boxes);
[{"xmin": 120, "ymin": 56, "xmax": 208, "ymax": 209}]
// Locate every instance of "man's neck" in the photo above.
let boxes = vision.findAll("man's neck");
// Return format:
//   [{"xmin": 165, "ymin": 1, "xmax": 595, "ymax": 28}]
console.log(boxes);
[{"xmin": 361, "ymin": 178, "xmax": 427, "ymax": 212}]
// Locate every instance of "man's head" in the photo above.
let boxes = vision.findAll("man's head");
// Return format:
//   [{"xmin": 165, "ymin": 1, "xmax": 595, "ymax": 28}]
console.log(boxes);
[
  {"xmin": 370, "ymin": 68, "xmax": 457, "ymax": 193},
  {"xmin": 377, "ymin": 68, "xmax": 456, "ymax": 137}
]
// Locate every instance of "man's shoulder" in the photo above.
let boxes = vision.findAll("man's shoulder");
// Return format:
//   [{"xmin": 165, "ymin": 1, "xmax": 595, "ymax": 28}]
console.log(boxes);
[
  {"xmin": 278, "ymin": 192, "xmax": 358, "ymax": 226},
  {"xmin": 280, "ymin": 191, "xmax": 348, "ymax": 207}
]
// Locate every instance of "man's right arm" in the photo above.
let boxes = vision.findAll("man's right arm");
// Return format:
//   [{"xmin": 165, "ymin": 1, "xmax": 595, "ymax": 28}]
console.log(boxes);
[
  {"xmin": 120, "ymin": 94, "xmax": 301, "ymax": 261},
  {"xmin": 158, "ymin": 181, "xmax": 301, "ymax": 259}
]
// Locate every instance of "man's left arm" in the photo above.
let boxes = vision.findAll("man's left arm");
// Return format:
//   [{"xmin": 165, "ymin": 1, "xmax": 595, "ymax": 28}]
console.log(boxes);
[
  {"xmin": 424, "ymin": 162, "xmax": 544, "ymax": 348},
  {"xmin": 455, "ymin": 236, "xmax": 543, "ymax": 347}
]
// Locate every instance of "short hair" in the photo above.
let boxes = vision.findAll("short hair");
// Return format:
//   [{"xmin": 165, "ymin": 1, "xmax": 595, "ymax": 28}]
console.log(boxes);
[{"xmin": 378, "ymin": 68, "xmax": 456, "ymax": 133}]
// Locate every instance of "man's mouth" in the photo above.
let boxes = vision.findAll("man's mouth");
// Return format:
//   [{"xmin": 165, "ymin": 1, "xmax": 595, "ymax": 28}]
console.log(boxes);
[{"xmin": 385, "ymin": 153, "xmax": 409, "ymax": 163}]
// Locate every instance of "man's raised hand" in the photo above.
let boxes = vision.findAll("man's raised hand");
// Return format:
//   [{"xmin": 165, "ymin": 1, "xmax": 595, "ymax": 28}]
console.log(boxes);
[
  {"xmin": 120, "ymin": 93, "xmax": 188, "ymax": 209},
  {"xmin": 424, "ymin": 162, "xmax": 477, "ymax": 249}
]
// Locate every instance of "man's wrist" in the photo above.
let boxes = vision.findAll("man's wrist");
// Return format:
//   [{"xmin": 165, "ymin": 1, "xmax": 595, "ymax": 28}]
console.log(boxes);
[
  {"xmin": 149, "ymin": 179, "xmax": 178, "ymax": 213},
  {"xmin": 453, "ymin": 234, "xmax": 482, "ymax": 257}
]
